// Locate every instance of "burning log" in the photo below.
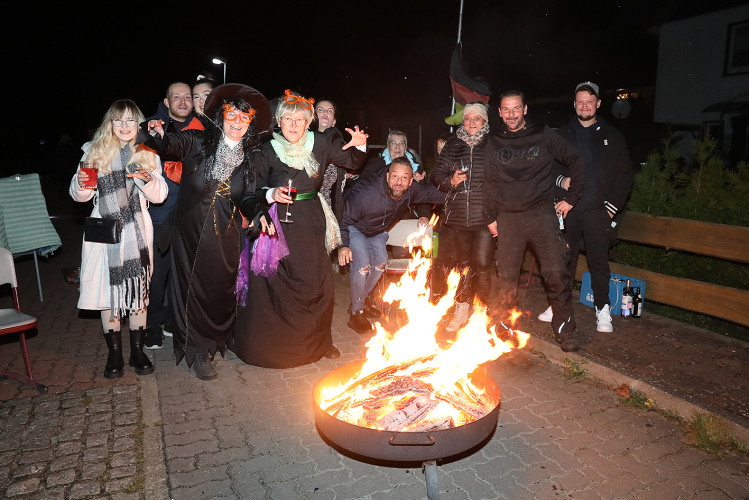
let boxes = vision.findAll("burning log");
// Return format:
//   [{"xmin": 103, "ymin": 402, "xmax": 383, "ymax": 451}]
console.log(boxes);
[
  {"xmin": 404, "ymin": 414, "xmax": 455, "ymax": 432},
  {"xmin": 321, "ymin": 359, "xmax": 498, "ymax": 432},
  {"xmin": 434, "ymin": 389, "xmax": 495, "ymax": 421},
  {"xmin": 322, "ymin": 355, "xmax": 437, "ymax": 415},
  {"xmin": 379, "ymin": 396, "xmax": 438, "ymax": 430}
]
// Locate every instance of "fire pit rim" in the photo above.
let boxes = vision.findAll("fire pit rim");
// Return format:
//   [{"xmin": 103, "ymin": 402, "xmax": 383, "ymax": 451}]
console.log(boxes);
[{"xmin": 312, "ymin": 360, "xmax": 501, "ymax": 462}]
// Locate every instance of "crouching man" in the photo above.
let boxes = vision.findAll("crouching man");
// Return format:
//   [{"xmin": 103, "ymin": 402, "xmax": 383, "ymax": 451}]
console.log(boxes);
[{"xmin": 338, "ymin": 157, "xmax": 446, "ymax": 333}]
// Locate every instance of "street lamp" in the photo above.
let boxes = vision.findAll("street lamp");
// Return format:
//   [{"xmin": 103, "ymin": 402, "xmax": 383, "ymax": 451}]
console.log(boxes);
[{"xmin": 212, "ymin": 58, "xmax": 226, "ymax": 84}]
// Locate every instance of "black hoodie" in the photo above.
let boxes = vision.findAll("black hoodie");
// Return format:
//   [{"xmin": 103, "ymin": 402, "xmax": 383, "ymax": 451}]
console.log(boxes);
[{"xmin": 483, "ymin": 120, "xmax": 584, "ymax": 223}]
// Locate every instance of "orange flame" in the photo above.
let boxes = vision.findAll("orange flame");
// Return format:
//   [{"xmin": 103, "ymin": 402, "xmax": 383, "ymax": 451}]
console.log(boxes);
[{"xmin": 320, "ymin": 225, "xmax": 531, "ymax": 425}]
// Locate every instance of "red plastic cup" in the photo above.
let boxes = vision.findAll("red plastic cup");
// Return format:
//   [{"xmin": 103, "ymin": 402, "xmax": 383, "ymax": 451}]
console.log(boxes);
[{"xmin": 80, "ymin": 161, "xmax": 98, "ymax": 189}]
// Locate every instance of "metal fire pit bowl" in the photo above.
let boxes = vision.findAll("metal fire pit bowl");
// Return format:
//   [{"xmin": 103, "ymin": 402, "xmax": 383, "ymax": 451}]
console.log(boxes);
[{"xmin": 312, "ymin": 360, "xmax": 501, "ymax": 463}]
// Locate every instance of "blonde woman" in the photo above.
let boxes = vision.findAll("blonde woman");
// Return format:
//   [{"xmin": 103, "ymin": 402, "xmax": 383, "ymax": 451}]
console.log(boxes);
[
  {"xmin": 231, "ymin": 90, "xmax": 368, "ymax": 368},
  {"xmin": 70, "ymin": 99, "xmax": 168, "ymax": 379}
]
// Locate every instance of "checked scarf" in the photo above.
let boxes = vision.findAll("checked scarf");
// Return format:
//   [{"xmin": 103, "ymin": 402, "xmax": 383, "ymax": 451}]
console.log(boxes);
[{"xmin": 97, "ymin": 146, "xmax": 150, "ymax": 320}]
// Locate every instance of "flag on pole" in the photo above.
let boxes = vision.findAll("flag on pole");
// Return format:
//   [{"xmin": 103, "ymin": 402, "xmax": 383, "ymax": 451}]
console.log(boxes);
[{"xmin": 449, "ymin": 43, "xmax": 490, "ymax": 105}]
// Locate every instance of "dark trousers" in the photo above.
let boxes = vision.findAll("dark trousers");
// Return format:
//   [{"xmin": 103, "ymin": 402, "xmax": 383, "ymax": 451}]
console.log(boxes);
[
  {"xmin": 147, "ymin": 224, "xmax": 172, "ymax": 329},
  {"xmin": 432, "ymin": 225, "xmax": 496, "ymax": 305},
  {"xmin": 564, "ymin": 208, "xmax": 613, "ymax": 309},
  {"xmin": 495, "ymin": 208, "xmax": 576, "ymax": 336}
]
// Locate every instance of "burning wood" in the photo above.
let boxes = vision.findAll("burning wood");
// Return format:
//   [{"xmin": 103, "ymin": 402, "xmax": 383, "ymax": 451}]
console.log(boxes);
[
  {"xmin": 318, "ymin": 231, "xmax": 528, "ymax": 433},
  {"xmin": 322, "ymin": 361, "xmax": 499, "ymax": 432}
]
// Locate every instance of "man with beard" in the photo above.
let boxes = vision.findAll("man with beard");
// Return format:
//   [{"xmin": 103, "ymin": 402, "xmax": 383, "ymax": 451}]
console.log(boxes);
[
  {"xmin": 484, "ymin": 89, "xmax": 584, "ymax": 352},
  {"xmin": 536, "ymin": 81, "xmax": 633, "ymax": 333},
  {"xmin": 143, "ymin": 82, "xmax": 201, "ymax": 349},
  {"xmin": 338, "ymin": 157, "xmax": 446, "ymax": 333}
]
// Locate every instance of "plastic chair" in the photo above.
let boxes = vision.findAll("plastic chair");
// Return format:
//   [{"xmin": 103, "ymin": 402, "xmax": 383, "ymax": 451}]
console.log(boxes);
[
  {"xmin": 379, "ymin": 220, "xmax": 433, "ymax": 314},
  {"xmin": 384, "ymin": 219, "xmax": 433, "ymax": 274},
  {"xmin": 0, "ymin": 173, "xmax": 63, "ymax": 302},
  {"xmin": 0, "ymin": 246, "xmax": 47, "ymax": 394}
]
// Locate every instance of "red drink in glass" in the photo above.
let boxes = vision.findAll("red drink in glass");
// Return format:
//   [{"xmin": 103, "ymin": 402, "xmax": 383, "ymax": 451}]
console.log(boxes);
[{"xmin": 80, "ymin": 161, "xmax": 98, "ymax": 189}]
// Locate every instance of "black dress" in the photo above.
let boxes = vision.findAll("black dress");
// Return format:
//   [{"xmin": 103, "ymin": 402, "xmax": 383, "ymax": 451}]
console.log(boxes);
[
  {"xmin": 230, "ymin": 131, "xmax": 365, "ymax": 368},
  {"xmin": 147, "ymin": 130, "xmax": 264, "ymax": 367}
]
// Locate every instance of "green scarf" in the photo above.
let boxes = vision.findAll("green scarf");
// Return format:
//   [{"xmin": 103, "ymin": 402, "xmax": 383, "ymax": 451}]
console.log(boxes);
[
  {"xmin": 269, "ymin": 131, "xmax": 341, "ymax": 252},
  {"xmin": 270, "ymin": 130, "xmax": 320, "ymax": 178}
]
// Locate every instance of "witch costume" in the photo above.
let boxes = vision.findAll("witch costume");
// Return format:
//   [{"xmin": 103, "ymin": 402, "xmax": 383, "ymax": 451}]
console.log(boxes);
[
  {"xmin": 230, "ymin": 129, "xmax": 366, "ymax": 368},
  {"xmin": 145, "ymin": 85, "xmax": 272, "ymax": 371}
]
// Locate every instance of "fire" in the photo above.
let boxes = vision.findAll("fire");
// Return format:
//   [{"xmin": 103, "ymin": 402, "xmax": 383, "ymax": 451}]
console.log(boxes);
[{"xmin": 320, "ymin": 223, "xmax": 530, "ymax": 431}]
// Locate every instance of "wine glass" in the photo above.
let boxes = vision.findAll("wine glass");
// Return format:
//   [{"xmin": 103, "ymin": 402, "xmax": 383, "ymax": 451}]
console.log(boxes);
[
  {"xmin": 279, "ymin": 179, "xmax": 297, "ymax": 223},
  {"xmin": 459, "ymin": 160, "xmax": 469, "ymax": 188}
]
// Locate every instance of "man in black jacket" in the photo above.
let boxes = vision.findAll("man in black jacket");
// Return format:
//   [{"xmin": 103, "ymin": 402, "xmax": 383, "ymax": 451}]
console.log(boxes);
[
  {"xmin": 144, "ymin": 81, "xmax": 200, "ymax": 349},
  {"xmin": 484, "ymin": 90, "xmax": 584, "ymax": 351},
  {"xmin": 339, "ymin": 158, "xmax": 446, "ymax": 333},
  {"xmin": 537, "ymin": 81, "xmax": 633, "ymax": 333}
]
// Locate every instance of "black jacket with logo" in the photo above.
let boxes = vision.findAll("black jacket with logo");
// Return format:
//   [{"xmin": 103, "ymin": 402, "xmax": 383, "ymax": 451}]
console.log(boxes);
[{"xmin": 484, "ymin": 121, "xmax": 584, "ymax": 223}]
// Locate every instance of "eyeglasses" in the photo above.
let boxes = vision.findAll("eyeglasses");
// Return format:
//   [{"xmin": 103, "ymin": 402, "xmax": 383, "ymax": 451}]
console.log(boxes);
[
  {"xmin": 283, "ymin": 89, "xmax": 315, "ymax": 110},
  {"xmin": 388, "ymin": 141, "xmax": 406, "ymax": 147},
  {"xmin": 222, "ymin": 104, "xmax": 255, "ymax": 124},
  {"xmin": 280, "ymin": 116, "xmax": 307, "ymax": 127},
  {"xmin": 113, "ymin": 118, "xmax": 137, "ymax": 128}
]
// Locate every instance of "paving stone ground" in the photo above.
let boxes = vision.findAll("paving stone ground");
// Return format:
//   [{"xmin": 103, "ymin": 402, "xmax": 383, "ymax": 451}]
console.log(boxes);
[{"xmin": 0, "ymin": 195, "xmax": 747, "ymax": 499}]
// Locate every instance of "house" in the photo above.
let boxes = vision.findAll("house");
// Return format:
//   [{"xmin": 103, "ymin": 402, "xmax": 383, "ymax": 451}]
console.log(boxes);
[{"xmin": 654, "ymin": 4, "xmax": 749, "ymax": 166}]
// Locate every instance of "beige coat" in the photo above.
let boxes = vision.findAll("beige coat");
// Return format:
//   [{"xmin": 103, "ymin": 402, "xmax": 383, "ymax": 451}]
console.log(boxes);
[{"xmin": 69, "ymin": 145, "xmax": 168, "ymax": 310}]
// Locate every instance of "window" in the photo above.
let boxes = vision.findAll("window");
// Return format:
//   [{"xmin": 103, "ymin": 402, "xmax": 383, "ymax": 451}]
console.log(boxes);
[{"xmin": 725, "ymin": 20, "xmax": 749, "ymax": 76}]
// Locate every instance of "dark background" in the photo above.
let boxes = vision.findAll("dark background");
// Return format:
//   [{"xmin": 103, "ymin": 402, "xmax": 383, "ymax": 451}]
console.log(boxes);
[{"xmin": 6, "ymin": 0, "xmax": 748, "ymax": 181}]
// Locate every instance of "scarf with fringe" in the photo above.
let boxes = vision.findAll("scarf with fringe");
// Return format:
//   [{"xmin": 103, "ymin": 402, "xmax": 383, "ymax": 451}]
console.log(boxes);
[{"xmin": 96, "ymin": 146, "xmax": 150, "ymax": 320}]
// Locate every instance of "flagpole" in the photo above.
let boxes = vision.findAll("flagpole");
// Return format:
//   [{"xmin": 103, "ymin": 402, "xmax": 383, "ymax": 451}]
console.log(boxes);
[
  {"xmin": 456, "ymin": 0, "xmax": 464, "ymax": 45},
  {"xmin": 451, "ymin": 0, "xmax": 465, "ymax": 126}
]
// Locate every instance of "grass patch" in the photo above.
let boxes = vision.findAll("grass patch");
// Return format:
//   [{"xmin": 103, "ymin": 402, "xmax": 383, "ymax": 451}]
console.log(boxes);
[
  {"xmin": 124, "ymin": 476, "xmax": 145, "ymax": 494},
  {"xmin": 562, "ymin": 358, "xmax": 588, "ymax": 381},
  {"xmin": 620, "ymin": 388, "xmax": 655, "ymax": 411},
  {"xmin": 685, "ymin": 413, "xmax": 749, "ymax": 457},
  {"xmin": 660, "ymin": 407, "xmax": 683, "ymax": 423},
  {"xmin": 126, "ymin": 399, "xmax": 147, "ymax": 493},
  {"xmin": 96, "ymin": 469, "xmax": 110, "ymax": 486},
  {"xmin": 618, "ymin": 388, "xmax": 748, "ymax": 457}
]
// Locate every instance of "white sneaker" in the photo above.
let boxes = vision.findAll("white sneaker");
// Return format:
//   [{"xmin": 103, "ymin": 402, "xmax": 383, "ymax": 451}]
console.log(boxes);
[
  {"xmin": 162, "ymin": 325, "xmax": 173, "ymax": 338},
  {"xmin": 446, "ymin": 302, "xmax": 471, "ymax": 332},
  {"xmin": 537, "ymin": 305, "xmax": 553, "ymax": 323},
  {"xmin": 595, "ymin": 305, "xmax": 614, "ymax": 332}
]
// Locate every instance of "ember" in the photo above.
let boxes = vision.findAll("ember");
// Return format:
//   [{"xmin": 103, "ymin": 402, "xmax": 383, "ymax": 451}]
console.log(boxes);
[{"xmin": 319, "ymin": 225, "xmax": 530, "ymax": 432}]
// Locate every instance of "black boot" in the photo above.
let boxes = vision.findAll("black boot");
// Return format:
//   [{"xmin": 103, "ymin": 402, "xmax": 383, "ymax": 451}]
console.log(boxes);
[
  {"xmin": 192, "ymin": 352, "xmax": 217, "ymax": 381},
  {"xmin": 103, "ymin": 330, "xmax": 124, "ymax": 379},
  {"xmin": 129, "ymin": 328, "xmax": 155, "ymax": 375}
]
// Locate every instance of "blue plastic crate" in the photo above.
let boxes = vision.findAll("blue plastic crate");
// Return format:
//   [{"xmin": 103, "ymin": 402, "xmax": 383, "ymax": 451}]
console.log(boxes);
[{"xmin": 580, "ymin": 272, "xmax": 646, "ymax": 314}]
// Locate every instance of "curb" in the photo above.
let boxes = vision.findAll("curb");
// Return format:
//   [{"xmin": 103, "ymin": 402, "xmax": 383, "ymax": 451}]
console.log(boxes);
[
  {"xmin": 140, "ymin": 370, "xmax": 169, "ymax": 500},
  {"xmin": 528, "ymin": 335, "xmax": 749, "ymax": 445}
]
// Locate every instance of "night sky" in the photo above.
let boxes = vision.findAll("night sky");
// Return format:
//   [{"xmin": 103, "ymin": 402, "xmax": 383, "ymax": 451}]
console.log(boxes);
[{"xmin": 7, "ymin": 0, "xmax": 748, "ymax": 175}]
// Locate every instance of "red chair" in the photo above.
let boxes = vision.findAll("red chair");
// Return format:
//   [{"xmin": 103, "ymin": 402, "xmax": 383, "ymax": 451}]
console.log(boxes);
[{"xmin": 0, "ymin": 246, "xmax": 46, "ymax": 394}]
